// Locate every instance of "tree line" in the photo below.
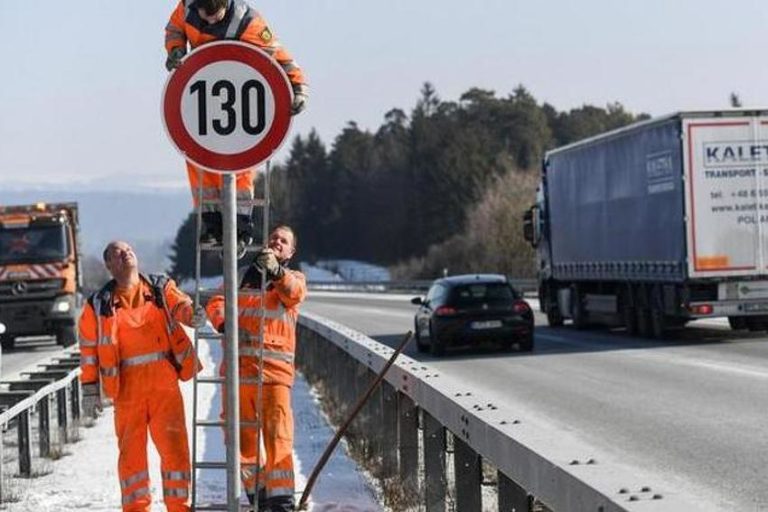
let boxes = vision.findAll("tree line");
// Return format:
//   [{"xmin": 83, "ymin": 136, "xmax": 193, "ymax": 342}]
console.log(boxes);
[{"xmin": 169, "ymin": 83, "xmax": 648, "ymax": 280}]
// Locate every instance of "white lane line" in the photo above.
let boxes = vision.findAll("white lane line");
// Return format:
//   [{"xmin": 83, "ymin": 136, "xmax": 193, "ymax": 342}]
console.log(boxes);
[{"xmin": 538, "ymin": 332, "xmax": 768, "ymax": 380}]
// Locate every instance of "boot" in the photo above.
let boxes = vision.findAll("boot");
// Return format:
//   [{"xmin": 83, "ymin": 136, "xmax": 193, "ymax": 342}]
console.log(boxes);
[
  {"xmin": 263, "ymin": 495, "xmax": 295, "ymax": 512},
  {"xmin": 200, "ymin": 212, "xmax": 223, "ymax": 245}
]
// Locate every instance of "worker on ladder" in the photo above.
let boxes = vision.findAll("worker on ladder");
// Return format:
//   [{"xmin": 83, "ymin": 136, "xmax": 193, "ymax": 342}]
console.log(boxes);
[
  {"xmin": 164, "ymin": 0, "xmax": 309, "ymax": 248},
  {"xmin": 206, "ymin": 225, "xmax": 307, "ymax": 512}
]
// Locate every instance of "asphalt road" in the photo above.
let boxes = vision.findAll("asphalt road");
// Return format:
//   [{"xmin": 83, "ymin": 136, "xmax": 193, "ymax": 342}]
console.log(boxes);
[{"xmin": 303, "ymin": 291, "xmax": 768, "ymax": 511}]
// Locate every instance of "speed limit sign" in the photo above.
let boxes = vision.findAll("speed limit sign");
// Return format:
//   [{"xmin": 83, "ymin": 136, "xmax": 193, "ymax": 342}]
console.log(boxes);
[{"xmin": 162, "ymin": 41, "xmax": 293, "ymax": 173}]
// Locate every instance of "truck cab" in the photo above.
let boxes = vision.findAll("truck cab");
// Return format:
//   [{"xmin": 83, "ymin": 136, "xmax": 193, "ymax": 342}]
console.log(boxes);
[{"xmin": 0, "ymin": 203, "xmax": 82, "ymax": 349}]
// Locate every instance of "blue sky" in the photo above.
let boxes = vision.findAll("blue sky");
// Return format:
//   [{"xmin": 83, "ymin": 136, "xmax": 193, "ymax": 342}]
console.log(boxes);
[{"xmin": 1, "ymin": 0, "xmax": 766, "ymax": 190}]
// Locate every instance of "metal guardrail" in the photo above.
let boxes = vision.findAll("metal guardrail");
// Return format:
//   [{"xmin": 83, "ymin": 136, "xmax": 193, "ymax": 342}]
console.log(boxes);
[
  {"xmin": 306, "ymin": 278, "xmax": 538, "ymax": 294},
  {"xmin": 296, "ymin": 312, "xmax": 705, "ymax": 512},
  {"xmin": 0, "ymin": 352, "xmax": 82, "ymax": 502}
]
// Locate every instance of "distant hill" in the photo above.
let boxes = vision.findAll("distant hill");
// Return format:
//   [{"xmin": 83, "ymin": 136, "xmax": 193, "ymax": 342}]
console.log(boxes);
[{"xmin": 0, "ymin": 188, "xmax": 192, "ymax": 273}]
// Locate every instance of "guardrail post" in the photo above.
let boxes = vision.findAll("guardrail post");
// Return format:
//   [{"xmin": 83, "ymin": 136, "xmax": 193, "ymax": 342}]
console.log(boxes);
[
  {"xmin": 423, "ymin": 410, "xmax": 446, "ymax": 512},
  {"xmin": 380, "ymin": 382, "xmax": 398, "ymax": 478},
  {"xmin": 17, "ymin": 409, "xmax": 31, "ymax": 477},
  {"xmin": 0, "ymin": 426, "xmax": 4, "ymax": 501},
  {"xmin": 38, "ymin": 396, "xmax": 50, "ymax": 458},
  {"xmin": 70, "ymin": 380, "xmax": 80, "ymax": 422},
  {"xmin": 453, "ymin": 435, "xmax": 481, "ymax": 511},
  {"xmin": 498, "ymin": 472, "xmax": 534, "ymax": 512},
  {"xmin": 57, "ymin": 387, "xmax": 68, "ymax": 444},
  {"xmin": 397, "ymin": 393, "xmax": 419, "ymax": 500}
]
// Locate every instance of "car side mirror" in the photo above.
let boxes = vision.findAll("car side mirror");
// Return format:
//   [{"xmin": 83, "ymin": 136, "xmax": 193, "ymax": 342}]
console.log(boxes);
[{"xmin": 411, "ymin": 297, "xmax": 423, "ymax": 306}]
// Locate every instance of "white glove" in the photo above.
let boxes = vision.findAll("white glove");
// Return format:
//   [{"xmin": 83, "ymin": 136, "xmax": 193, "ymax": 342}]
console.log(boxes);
[
  {"xmin": 291, "ymin": 84, "xmax": 309, "ymax": 115},
  {"xmin": 255, "ymin": 249, "xmax": 284, "ymax": 281},
  {"xmin": 81, "ymin": 383, "xmax": 102, "ymax": 419},
  {"xmin": 191, "ymin": 305, "xmax": 207, "ymax": 329}
]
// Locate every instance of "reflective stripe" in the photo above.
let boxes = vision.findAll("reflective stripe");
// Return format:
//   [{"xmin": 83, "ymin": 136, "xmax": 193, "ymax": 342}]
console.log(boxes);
[
  {"xmin": 265, "ymin": 487, "xmax": 294, "ymax": 498},
  {"xmin": 266, "ymin": 469, "xmax": 294, "ymax": 481},
  {"xmin": 79, "ymin": 337, "xmax": 97, "ymax": 348},
  {"xmin": 163, "ymin": 487, "xmax": 189, "ymax": 498},
  {"xmin": 121, "ymin": 351, "xmax": 169, "ymax": 368},
  {"xmin": 99, "ymin": 335, "xmax": 111, "ymax": 346},
  {"xmin": 100, "ymin": 366, "xmax": 118, "ymax": 377},
  {"xmin": 225, "ymin": 2, "xmax": 248, "ymax": 38},
  {"xmin": 239, "ymin": 347, "xmax": 294, "ymax": 363},
  {"xmin": 241, "ymin": 303, "xmax": 286, "ymax": 319},
  {"xmin": 122, "ymin": 486, "xmax": 150, "ymax": 505},
  {"xmin": 175, "ymin": 345, "xmax": 193, "ymax": 365},
  {"xmin": 282, "ymin": 62, "xmax": 298, "ymax": 73},
  {"xmin": 80, "ymin": 355, "xmax": 97, "ymax": 366},
  {"xmin": 121, "ymin": 470, "xmax": 149, "ymax": 490},
  {"xmin": 162, "ymin": 470, "xmax": 190, "ymax": 482}
]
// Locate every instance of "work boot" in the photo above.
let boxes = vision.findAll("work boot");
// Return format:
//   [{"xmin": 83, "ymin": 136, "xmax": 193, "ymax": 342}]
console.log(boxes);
[
  {"xmin": 263, "ymin": 495, "xmax": 295, "ymax": 512},
  {"xmin": 200, "ymin": 212, "xmax": 223, "ymax": 245}
]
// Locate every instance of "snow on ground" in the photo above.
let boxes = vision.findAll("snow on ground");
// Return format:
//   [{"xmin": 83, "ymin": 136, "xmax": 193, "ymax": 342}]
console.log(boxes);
[{"xmin": 1, "ymin": 326, "xmax": 382, "ymax": 511}]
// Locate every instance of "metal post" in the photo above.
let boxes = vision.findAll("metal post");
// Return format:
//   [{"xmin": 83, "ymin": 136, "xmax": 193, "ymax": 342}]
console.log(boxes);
[
  {"xmin": 70, "ymin": 380, "xmax": 80, "ymax": 422},
  {"xmin": 17, "ymin": 410, "xmax": 31, "ymax": 477},
  {"xmin": 423, "ymin": 411, "xmax": 446, "ymax": 512},
  {"xmin": 380, "ymin": 382, "xmax": 398, "ymax": 478},
  {"xmin": 39, "ymin": 397, "xmax": 50, "ymax": 458},
  {"xmin": 398, "ymin": 393, "xmax": 419, "ymax": 502},
  {"xmin": 453, "ymin": 436, "xmax": 481, "ymax": 511},
  {"xmin": 498, "ymin": 472, "xmax": 534, "ymax": 512},
  {"xmin": 57, "ymin": 388, "xmax": 68, "ymax": 444},
  {"xmin": 223, "ymin": 174, "xmax": 241, "ymax": 511}
]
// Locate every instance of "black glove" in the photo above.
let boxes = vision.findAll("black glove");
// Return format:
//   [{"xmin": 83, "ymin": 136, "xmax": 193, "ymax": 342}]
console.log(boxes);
[
  {"xmin": 291, "ymin": 84, "xmax": 309, "ymax": 115},
  {"xmin": 165, "ymin": 47, "xmax": 186, "ymax": 71},
  {"xmin": 255, "ymin": 249, "xmax": 285, "ymax": 281},
  {"xmin": 81, "ymin": 383, "xmax": 102, "ymax": 419},
  {"xmin": 240, "ymin": 262, "xmax": 264, "ymax": 289}
]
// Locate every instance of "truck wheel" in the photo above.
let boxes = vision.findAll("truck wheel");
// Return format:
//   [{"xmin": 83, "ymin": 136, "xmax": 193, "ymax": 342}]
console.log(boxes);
[
  {"xmin": 650, "ymin": 306, "xmax": 665, "ymax": 339},
  {"xmin": 546, "ymin": 305, "xmax": 564, "ymax": 327},
  {"xmin": 636, "ymin": 307, "xmax": 652, "ymax": 337},
  {"xmin": 623, "ymin": 289, "xmax": 638, "ymax": 335},
  {"xmin": 570, "ymin": 285, "xmax": 588, "ymax": 329},
  {"xmin": 728, "ymin": 316, "xmax": 747, "ymax": 331},
  {"xmin": 746, "ymin": 317, "xmax": 766, "ymax": 332},
  {"xmin": 0, "ymin": 335, "xmax": 15, "ymax": 351},
  {"xmin": 56, "ymin": 326, "xmax": 77, "ymax": 347}
]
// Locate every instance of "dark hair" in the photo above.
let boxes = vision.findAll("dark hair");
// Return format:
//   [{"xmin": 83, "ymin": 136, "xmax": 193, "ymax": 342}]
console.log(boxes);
[{"xmin": 197, "ymin": 0, "xmax": 228, "ymax": 15}]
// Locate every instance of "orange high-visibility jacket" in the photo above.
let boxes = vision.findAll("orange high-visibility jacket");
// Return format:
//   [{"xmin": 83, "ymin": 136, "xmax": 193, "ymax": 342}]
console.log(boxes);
[
  {"xmin": 165, "ymin": 0, "xmax": 307, "ymax": 91},
  {"xmin": 79, "ymin": 274, "xmax": 202, "ymax": 398},
  {"xmin": 206, "ymin": 270, "xmax": 306, "ymax": 386}
]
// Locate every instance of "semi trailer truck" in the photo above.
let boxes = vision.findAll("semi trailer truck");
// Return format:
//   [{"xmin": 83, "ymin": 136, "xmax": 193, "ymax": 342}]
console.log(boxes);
[
  {"xmin": 0, "ymin": 202, "xmax": 83, "ymax": 349},
  {"xmin": 523, "ymin": 110, "xmax": 768, "ymax": 337}
]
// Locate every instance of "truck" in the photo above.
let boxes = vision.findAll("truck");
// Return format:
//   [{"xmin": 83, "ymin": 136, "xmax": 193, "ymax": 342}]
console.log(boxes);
[
  {"xmin": 523, "ymin": 109, "xmax": 768, "ymax": 338},
  {"xmin": 0, "ymin": 203, "xmax": 83, "ymax": 349}
]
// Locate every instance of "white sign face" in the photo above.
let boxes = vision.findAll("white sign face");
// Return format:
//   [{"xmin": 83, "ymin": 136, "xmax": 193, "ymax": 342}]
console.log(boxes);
[
  {"xmin": 684, "ymin": 116, "xmax": 768, "ymax": 276},
  {"xmin": 181, "ymin": 61, "xmax": 277, "ymax": 155},
  {"xmin": 163, "ymin": 41, "xmax": 293, "ymax": 173}
]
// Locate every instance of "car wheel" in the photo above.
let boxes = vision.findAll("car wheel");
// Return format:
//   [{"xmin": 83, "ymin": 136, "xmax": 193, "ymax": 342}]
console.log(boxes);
[
  {"xmin": 518, "ymin": 332, "xmax": 534, "ymax": 352},
  {"xmin": 56, "ymin": 325, "xmax": 77, "ymax": 347},
  {"xmin": 429, "ymin": 323, "xmax": 445, "ymax": 357},
  {"xmin": 0, "ymin": 335, "xmax": 15, "ymax": 351},
  {"xmin": 414, "ymin": 320, "xmax": 428, "ymax": 353}
]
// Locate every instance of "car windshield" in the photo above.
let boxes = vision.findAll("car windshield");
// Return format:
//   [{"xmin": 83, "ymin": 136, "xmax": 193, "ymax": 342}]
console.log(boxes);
[
  {"xmin": 450, "ymin": 282, "xmax": 518, "ymax": 306},
  {"xmin": 0, "ymin": 225, "xmax": 69, "ymax": 264}
]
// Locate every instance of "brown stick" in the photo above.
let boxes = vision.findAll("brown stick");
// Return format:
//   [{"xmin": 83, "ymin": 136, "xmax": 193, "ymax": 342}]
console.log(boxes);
[{"xmin": 297, "ymin": 331, "xmax": 413, "ymax": 510}]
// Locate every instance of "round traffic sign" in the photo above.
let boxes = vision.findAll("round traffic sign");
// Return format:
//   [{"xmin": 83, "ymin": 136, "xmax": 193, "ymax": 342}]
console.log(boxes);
[{"xmin": 162, "ymin": 41, "xmax": 293, "ymax": 173}]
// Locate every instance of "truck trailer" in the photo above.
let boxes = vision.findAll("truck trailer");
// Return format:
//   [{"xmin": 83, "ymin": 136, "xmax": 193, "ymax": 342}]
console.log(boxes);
[
  {"xmin": 523, "ymin": 110, "xmax": 768, "ymax": 337},
  {"xmin": 0, "ymin": 202, "xmax": 83, "ymax": 349}
]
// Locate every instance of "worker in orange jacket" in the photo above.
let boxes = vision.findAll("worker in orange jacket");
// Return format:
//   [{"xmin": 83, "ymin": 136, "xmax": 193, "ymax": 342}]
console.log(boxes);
[
  {"xmin": 79, "ymin": 241, "xmax": 204, "ymax": 512},
  {"xmin": 164, "ymin": 0, "xmax": 309, "ymax": 247},
  {"xmin": 205, "ymin": 225, "xmax": 306, "ymax": 512}
]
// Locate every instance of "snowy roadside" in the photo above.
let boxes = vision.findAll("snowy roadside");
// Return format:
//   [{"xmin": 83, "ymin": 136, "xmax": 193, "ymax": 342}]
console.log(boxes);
[{"xmin": 0, "ymin": 327, "xmax": 382, "ymax": 511}]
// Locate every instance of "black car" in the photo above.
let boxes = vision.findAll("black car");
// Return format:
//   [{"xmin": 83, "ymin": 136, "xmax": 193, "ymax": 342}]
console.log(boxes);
[{"xmin": 411, "ymin": 274, "xmax": 534, "ymax": 356}]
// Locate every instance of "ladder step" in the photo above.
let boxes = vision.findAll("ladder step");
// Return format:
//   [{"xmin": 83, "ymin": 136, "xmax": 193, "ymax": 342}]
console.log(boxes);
[
  {"xmin": 200, "ymin": 198, "xmax": 266, "ymax": 207},
  {"xmin": 195, "ymin": 419, "xmax": 260, "ymax": 428},
  {"xmin": 196, "ymin": 376, "xmax": 262, "ymax": 385},
  {"xmin": 196, "ymin": 331, "xmax": 223, "ymax": 340}
]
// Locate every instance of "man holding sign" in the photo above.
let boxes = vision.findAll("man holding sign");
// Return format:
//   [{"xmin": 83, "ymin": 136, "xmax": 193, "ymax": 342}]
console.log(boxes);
[{"xmin": 164, "ymin": 0, "xmax": 308, "ymax": 247}]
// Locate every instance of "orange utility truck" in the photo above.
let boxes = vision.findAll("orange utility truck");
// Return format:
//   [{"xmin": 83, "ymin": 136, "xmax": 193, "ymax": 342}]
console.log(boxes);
[{"xmin": 0, "ymin": 203, "xmax": 82, "ymax": 350}]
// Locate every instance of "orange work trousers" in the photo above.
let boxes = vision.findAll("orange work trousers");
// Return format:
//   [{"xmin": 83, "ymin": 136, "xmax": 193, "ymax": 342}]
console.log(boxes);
[
  {"xmin": 222, "ymin": 383, "xmax": 295, "ymax": 500},
  {"xmin": 186, "ymin": 162, "xmax": 254, "ymax": 215}
]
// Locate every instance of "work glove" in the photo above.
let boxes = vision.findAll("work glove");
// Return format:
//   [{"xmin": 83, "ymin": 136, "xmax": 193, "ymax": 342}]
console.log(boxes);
[
  {"xmin": 81, "ymin": 383, "xmax": 102, "ymax": 419},
  {"xmin": 291, "ymin": 84, "xmax": 309, "ymax": 115},
  {"xmin": 255, "ymin": 248, "xmax": 285, "ymax": 281},
  {"xmin": 165, "ymin": 47, "xmax": 186, "ymax": 71},
  {"xmin": 191, "ymin": 305, "xmax": 207, "ymax": 329}
]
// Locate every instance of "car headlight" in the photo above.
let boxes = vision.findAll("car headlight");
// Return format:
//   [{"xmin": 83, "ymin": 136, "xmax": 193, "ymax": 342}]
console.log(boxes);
[{"xmin": 52, "ymin": 296, "xmax": 72, "ymax": 313}]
